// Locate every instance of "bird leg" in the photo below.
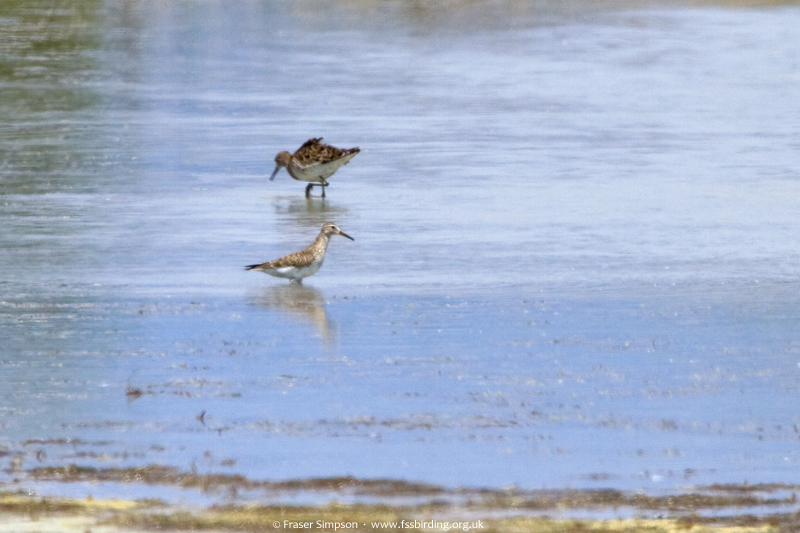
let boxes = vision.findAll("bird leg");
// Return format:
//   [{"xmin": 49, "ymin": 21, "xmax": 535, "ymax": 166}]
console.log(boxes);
[{"xmin": 305, "ymin": 180, "xmax": 330, "ymax": 198}]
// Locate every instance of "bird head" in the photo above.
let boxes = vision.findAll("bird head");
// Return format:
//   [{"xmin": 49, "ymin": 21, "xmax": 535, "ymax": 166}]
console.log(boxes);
[
  {"xmin": 270, "ymin": 151, "xmax": 292, "ymax": 181},
  {"xmin": 322, "ymin": 222, "xmax": 354, "ymax": 241}
]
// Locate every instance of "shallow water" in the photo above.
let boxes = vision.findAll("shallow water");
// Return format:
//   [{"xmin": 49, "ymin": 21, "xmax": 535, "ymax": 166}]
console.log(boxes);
[{"xmin": 2, "ymin": 0, "xmax": 800, "ymax": 503}]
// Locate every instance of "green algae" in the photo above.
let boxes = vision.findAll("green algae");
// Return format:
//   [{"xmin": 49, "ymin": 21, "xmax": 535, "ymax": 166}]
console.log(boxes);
[{"xmin": 0, "ymin": 492, "xmax": 792, "ymax": 533}]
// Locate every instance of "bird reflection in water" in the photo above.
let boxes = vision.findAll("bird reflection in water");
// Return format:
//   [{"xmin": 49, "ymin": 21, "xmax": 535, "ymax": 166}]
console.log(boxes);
[
  {"xmin": 251, "ymin": 284, "xmax": 334, "ymax": 344},
  {"xmin": 271, "ymin": 196, "xmax": 348, "ymax": 229}
]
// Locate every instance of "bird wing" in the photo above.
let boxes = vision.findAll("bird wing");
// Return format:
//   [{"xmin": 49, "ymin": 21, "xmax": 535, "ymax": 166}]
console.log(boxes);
[
  {"xmin": 293, "ymin": 140, "xmax": 357, "ymax": 168},
  {"xmin": 296, "ymin": 137, "xmax": 323, "ymax": 151},
  {"xmin": 250, "ymin": 246, "xmax": 318, "ymax": 271}
]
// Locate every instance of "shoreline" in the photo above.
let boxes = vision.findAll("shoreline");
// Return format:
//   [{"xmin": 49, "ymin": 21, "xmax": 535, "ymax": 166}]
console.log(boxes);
[
  {"xmin": 2, "ymin": 465, "xmax": 799, "ymax": 531},
  {"xmin": 0, "ymin": 491, "xmax": 793, "ymax": 532}
]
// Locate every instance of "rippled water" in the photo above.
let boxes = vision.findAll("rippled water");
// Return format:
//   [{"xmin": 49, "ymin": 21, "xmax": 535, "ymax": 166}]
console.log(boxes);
[{"xmin": 2, "ymin": 0, "xmax": 800, "ymax": 502}]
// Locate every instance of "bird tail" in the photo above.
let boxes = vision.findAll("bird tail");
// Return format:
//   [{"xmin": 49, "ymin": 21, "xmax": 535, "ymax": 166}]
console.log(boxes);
[{"xmin": 245, "ymin": 264, "xmax": 262, "ymax": 271}]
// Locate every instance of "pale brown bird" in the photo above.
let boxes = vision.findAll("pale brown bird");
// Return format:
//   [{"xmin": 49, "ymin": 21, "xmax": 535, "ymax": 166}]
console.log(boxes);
[
  {"xmin": 269, "ymin": 138, "xmax": 360, "ymax": 198},
  {"xmin": 246, "ymin": 222, "xmax": 354, "ymax": 283}
]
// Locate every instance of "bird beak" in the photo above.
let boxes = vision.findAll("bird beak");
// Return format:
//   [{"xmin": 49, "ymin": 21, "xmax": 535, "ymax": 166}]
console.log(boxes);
[
  {"xmin": 269, "ymin": 165, "xmax": 281, "ymax": 181},
  {"xmin": 338, "ymin": 230, "xmax": 354, "ymax": 241}
]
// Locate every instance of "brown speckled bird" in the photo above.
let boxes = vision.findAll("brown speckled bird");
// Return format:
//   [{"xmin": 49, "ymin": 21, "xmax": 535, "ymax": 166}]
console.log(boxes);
[
  {"xmin": 245, "ymin": 222, "xmax": 354, "ymax": 283},
  {"xmin": 269, "ymin": 138, "xmax": 360, "ymax": 198}
]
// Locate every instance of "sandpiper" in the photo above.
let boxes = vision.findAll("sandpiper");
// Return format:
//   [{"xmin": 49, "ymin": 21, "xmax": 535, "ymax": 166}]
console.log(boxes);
[
  {"xmin": 269, "ymin": 138, "xmax": 360, "ymax": 198},
  {"xmin": 245, "ymin": 222, "xmax": 354, "ymax": 283}
]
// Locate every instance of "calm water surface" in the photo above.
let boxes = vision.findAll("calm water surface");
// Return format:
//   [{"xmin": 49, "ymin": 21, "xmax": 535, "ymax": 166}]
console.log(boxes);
[{"xmin": 2, "ymin": 0, "xmax": 800, "ymax": 503}]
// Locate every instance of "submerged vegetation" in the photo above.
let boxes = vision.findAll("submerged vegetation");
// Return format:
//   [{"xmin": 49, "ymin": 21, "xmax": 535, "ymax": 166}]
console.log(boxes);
[
  {"xmin": 2, "ymin": 466, "xmax": 799, "ymax": 531},
  {"xmin": 24, "ymin": 465, "xmax": 800, "ymax": 511},
  {"xmin": 1, "ymin": 489, "xmax": 797, "ymax": 532}
]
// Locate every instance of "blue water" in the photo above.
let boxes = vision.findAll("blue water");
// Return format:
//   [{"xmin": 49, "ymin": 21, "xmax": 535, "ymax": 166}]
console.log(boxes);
[{"xmin": 1, "ymin": 0, "xmax": 800, "ymax": 503}]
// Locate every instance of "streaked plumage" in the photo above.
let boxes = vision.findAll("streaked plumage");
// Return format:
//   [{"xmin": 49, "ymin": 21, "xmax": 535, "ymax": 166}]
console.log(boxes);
[
  {"xmin": 269, "ymin": 138, "xmax": 360, "ymax": 198},
  {"xmin": 245, "ymin": 222, "xmax": 354, "ymax": 283}
]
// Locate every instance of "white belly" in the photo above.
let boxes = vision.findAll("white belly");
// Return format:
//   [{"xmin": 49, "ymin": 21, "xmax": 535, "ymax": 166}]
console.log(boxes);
[
  {"xmin": 289, "ymin": 153, "xmax": 357, "ymax": 183},
  {"xmin": 266, "ymin": 261, "xmax": 323, "ymax": 281}
]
